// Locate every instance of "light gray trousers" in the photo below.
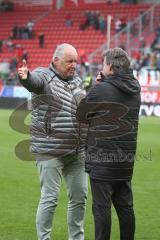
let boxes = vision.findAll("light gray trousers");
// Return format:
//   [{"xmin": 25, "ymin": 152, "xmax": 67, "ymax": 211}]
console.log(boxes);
[{"xmin": 36, "ymin": 153, "xmax": 88, "ymax": 240}]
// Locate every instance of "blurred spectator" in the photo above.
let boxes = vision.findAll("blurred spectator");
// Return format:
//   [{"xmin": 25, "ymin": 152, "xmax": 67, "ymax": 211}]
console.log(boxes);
[
  {"xmin": 131, "ymin": 58, "xmax": 141, "ymax": 71},
  {"xmin": 156, "ymin": 53, "xmax": 160, "ymax": 70},
  {"xmin": 22, "ymin": 26, "xmax": 29, "ymax": 39},
  {"xmin": 10, "ymin": 57, "xmax": 18, "ymax": 72},
  {"xmin": 80, "ymin": 11, "xmax": 91, "ymax": 30},
  {"xmin": 4, "ymin": 0, "xmax": 14, "ymax": 11},
  {"xmin": 19, "ymin": 26, "xmax": 25, "ymax": 39},
  {"xmin": 129, "ymin": 19, "xmax": 138, "ymax": 37},
  {"xmin": 6, "ymin": 39, "xmax": 14, "ymax": 52},
  {"xmin": 99, "ymin": 15, "xmax": 107, "ymax": 34},
  {"xmin": 130, "ymin": 50, "xmax": 141, "ymax": 70},
  {"xmin": 6, "ymin": 71, "xmax": 17, "ymax": 85},
  {"xmin": 80, "ymin": 10, "xmax": 108, "ymax": 33},
  {"xmin": 155, "ymin": 23, "xmax": 160, "ymax": 43},
  {"xmin": 27, "ymin": 19, "xmax": 34, "ymax": 39},
  {"xmin": 93, "ymin": 11, "xmax": 100, "ymax": 30},
  {"xmin": 80, "ymin": 10, "xmax": 101, "ymax": 30},
  {"xmin": 65, "ymin": 12, "xmax": 72, "ymax": 27},
  {"xmin": 139, "ymin": 37, "xmax": 146, "ymax": 54},
  {"xmin": 150, "ymin": 53, "xmax": 157, "ymax": 68},
  {"xmin": 141, "ymin": 53, "xmax": 150, "ymax": 67},
  {"xmin": 0, "ymin": 0, "xmax": 5, "ymax": 11},
  {"xmin": 114, "ymin": 17, "xmax": 122, "ymax": 33},
  {"xmin": 11, "ymin": 22, "xmax": 34, "ymax": 40},
  {"xmin": 0, "ymin": 61, "xmax": 10, "ymax": 80},
  {"xmin": 79, "ymin": 17, "xmax": 86, "ymax": 30},
  {"xmin": 121, "ymin": 16, "xmax": 127, "ymax": 29},
  {"xmin": 39, "ymin": 32, "xmax": 44, "ymax": 48},
  {"xmin": 79, "ymin": 49, "xmax": 89, "ymax": 72},
  {"xmin": 89, "ymin": 11, "xmax": 96, "ymax": 28},
  {"xmin": 0, "ymin": 0, "xmax": 14, "ymax": 11},
  {"xmin": 12, "ymin": 24, "xmax": 18, "ymax": 39},
  {"xmin": 84, "ymin": 73, "xmax": 92, "ymax": 91},
  {"xmin": 87, "ymin": 11, "xmax": 94, "ymax": 27},
  {"xmin": 0, "ymin": 40, "xmax": 3, "ymax": 52}
]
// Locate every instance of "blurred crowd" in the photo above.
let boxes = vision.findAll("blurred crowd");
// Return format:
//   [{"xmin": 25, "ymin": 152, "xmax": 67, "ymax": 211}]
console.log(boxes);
[
  {"xmin": 65, "ymin": 10, "xmax": 128, "ymax": 35},
  {"xmin": 0, "ymin": 3, "xmax": 160, "ymax": 88},
  {"xmin": 131, "ymin": 50, "xmax": 160, "ymax": 71},
  {"xmin": 1, "ymin": 43, "xmax": 160, "ymax": 87},
  {"xmin": 10, "ymin": 19, "xmax": 35, "ymax": 40},
  {"xmin": 0, "ymin": 0, "xmax": 14, "ymax": 12},
  {"xmin": 131, "ymin": 22, "xmax": 160, "ymax": 71}
]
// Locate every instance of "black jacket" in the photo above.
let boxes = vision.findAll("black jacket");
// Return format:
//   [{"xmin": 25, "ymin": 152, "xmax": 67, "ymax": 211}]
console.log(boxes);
[{"xmin": 76, "ymin": 69, "xmax": 141, "ymax": 181}]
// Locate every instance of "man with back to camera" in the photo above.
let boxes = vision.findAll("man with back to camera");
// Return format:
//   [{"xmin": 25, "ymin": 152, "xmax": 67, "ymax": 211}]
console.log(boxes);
[
  {"xmin": 76, "ymin": 48, "xmax": 141, "ymax": 240},
  {"xmin": 18, "ymin": 43, "xmax": 88, "ymax": 240}
]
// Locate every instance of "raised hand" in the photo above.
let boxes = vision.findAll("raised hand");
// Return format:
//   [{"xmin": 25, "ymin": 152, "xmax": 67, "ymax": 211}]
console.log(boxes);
[
  {"xmin": 18, "ymin": 59, "xmax": 29, "ymax": 80},
  {"xmin": 96, "ymin": 71, "xmax": 105, "ymax": 84}
]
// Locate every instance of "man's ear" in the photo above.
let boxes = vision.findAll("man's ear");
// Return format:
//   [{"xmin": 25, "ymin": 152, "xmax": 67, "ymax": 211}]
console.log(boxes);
[
  {"xmin": 109, "ymin": 64, "xmax": 114, "ymax": 73},
  {"xmin": 109, "ymin": 64, "xmax": 112, "ymax": 70},
  {"xmin": 53, "ymin": 57, "xmax": 59, "ymax": 65}
]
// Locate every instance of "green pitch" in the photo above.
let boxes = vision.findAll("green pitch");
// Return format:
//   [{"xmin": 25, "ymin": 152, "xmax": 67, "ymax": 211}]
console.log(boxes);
[{"xmin": 0, "ymin": 109, "xmax": 159, "ymax": 240}]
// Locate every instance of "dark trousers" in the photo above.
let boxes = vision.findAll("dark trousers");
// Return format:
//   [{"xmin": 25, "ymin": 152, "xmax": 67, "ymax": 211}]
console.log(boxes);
[{"xmin": 90, "ymin": 179, "xmax": 135, "ymax": 240}]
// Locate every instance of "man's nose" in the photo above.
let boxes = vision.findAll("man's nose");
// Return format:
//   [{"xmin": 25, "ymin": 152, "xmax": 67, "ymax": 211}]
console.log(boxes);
[{"xmin": 71, "ymin": 62, "xmax": 77, "ymax": 67}]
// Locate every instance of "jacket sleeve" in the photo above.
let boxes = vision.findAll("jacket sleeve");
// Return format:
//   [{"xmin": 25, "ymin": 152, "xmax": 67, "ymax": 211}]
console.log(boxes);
[
  {"xmin": 19, "ymin": 68, "xmax": 45, "ymax": 94},
  {"xmin": 76, "ymin": 84, "xmax": 101, "ymax": 124}
]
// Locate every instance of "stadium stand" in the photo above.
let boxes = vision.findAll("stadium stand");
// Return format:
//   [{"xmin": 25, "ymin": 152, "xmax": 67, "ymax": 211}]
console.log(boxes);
[
  {"xmin": 0, "ymin": 2, "xmax": 155, "ymax": 71},
  {"xmin": 0, "ymin": 0, "xmax": 160, "ymax": 86}
]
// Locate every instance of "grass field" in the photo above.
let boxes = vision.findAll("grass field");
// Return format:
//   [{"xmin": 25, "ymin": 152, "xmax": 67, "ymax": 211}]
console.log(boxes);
[{"xmin": 0, "ymin": 109, "xmax": 160, "ymax": 240}]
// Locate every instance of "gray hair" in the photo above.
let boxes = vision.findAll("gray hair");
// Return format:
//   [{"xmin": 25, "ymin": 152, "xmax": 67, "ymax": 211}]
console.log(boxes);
[
  {"xmin": 53, "ymin": 43, "xmax": 75, "ymax": 59},
  {"xmin": 104, "ymin": 48, "xmax": 130, "ymax": 74}
]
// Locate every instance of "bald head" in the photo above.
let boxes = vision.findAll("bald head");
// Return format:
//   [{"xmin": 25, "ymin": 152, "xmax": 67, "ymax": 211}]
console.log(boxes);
[{"xmin": 52, "ymin": 43, "xmax": 78, "ymax": 79}]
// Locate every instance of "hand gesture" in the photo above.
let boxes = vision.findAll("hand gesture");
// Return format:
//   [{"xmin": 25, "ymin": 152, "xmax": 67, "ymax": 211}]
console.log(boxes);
[
  {"xmin": 96, "ymin": 71, "xmax": 104, "ymax": 84},
  {"xmin": 18, "ymin": 59, "xmax": 29, "ymax": 80}
]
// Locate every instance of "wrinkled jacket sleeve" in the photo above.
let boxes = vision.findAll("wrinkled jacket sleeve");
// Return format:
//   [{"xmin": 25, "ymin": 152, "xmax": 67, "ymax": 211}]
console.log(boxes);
[
  {"xmin": 76, "ymin": 84, "xmax": 101, "ymax": 124},
  {"xmin": 19, "ymin": 68, "xmax": 44, "ymax": 94}
]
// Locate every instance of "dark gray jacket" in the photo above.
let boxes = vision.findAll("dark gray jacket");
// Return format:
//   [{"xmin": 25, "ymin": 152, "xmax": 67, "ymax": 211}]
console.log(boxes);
[
  {"xmin": 19, "ymin": 64, "xmax": 86, "ymax": 158},
  {"xmin": 77, "ymin": 69, "xmax": 141, "ymax": 181}
]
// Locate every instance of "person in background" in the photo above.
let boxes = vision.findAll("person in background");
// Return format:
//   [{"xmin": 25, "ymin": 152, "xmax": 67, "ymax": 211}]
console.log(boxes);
[
  {"xmin": 27, "ymin": 19, "xmax": 34, "ymax": 39},
  {"xmin": 99, "ymin": 14, "xmax": 107, "ymax": 34},
  {"xmin": 114, "ymin": 17, "xmax": 122, "ymax": 33},
  {"xmin": 12, "ymin": 24, "xmax": 18, "ymax": 39},
  {"xmin": 84, "ymin": 73, "xmax": 92, "ymax": 91},
  {"xmin": 65, "ymin": 12, "xmax": 73, "ymax": 27},
  {"xmin": 0, "ymin": 39, "xmax": 3, "ymax": 52},
  {"xmin": 76, "ymin": 47, "xmax": 141, "ymax": 240},
  {"xmin": 39, "ymin": 32, "xmax": 44, "ymax": 48}
]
